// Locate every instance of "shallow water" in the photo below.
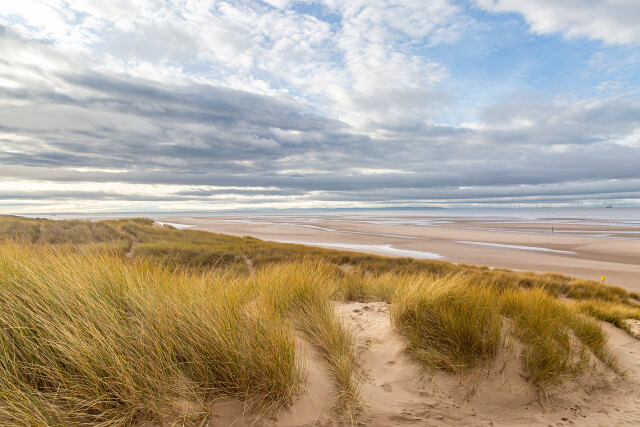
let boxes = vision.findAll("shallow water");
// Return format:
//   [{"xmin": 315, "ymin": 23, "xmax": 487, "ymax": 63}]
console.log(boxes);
[
  {"xmin": 155, "ymin": 221, "xmax": 194, "ymax": 229},
  {"xmin": 275, "ymin": 241, "xmax": 443, "ymax": 260},
  {"xmin": 454, "ymin": 240, "xmax": 577, "ymax": 254}
]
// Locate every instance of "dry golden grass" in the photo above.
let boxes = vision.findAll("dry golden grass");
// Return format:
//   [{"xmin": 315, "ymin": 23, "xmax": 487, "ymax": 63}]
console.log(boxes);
[
  {"xmin": 0, "ymin": 244, "xmax": 299, "ymax": 425},
  {"xmin": 2, "ymin": 215, "xmax": 636, "ymax": 306},
  {"xmin": 257, "ymin": 262, "xmax": 360, "ymax": 419},
  {"xmin": 391, "ymin": 274, "xmax": 502, "ymax": 372},
  {"xmin": 390, "ymin": 275, "xmax": 615, "ymax": 385},
  {"xmin": 576, "ymin": 300, "xmax": 640, "ymax": 333},
  {"xmin": 0, "ymin": 215, "xmax": 638, "ymax": 424},
  {"xmin": 501, "ymin": 288, "xmax": 615, "ymax": 385}
]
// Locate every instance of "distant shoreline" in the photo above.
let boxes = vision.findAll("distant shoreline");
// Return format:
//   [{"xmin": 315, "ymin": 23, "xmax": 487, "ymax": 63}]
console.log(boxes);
[
  {"xmin": 154, "ymin": 212, "xmax": 640, "ymax": 291},
  {"xmin": 12, "ymin": 206, "xmax": 640, "ymax": 219}
]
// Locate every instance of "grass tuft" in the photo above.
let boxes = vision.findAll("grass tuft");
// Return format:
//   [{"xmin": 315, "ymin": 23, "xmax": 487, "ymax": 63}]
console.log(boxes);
[
  {"xmin": 391, "ymin": 275, "xmax": 616, "ymax": 386},
  {"xmin": 391, "ymin": 274, "xmax": 502, "ymax": 372}
]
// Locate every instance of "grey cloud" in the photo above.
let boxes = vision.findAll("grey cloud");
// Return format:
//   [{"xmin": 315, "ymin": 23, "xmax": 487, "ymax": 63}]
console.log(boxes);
[
  {"xmin": 60, "ymin": 73, "xmax": 335, "ymax": 131},
  {"xmin": 2, "ymin": 179, "xmax": 639, "ymax": 207},
  {"xmin": 1, "ymin": 140, "xmax": 639, "ymax": 193},
  {"xmin": 0, "ymin": 62, "xmax": 369, "ymax": 174},
  {"xmin": 0, "ymin": 24, "xmax": 639, "ymax": 210},
  {"xmin": 478, "ymin": 93, "xmax": 640, "ymax": 146}
]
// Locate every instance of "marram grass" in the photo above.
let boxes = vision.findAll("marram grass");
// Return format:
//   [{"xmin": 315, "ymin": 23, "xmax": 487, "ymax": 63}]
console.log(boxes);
[
  {"xmin": 500, "ymin": 288, "xmax": 616, "ymax": 385},
  {"xmin": 391, "ymin": 274, "xmax": 502, "ymax": 372},
  {"xmin": 391, "ymin": 274, "xmax": 616, "ymax": 385},
  {"xmin": 0, "ymin": 216, "xmax": 638, "ymax": 424},
  {"xmin": 0, "ymin": 244, "xmax": 299, "ymax": 426},
  {"xmin": 576, "ymin": 299, "xmax": 640, "ymax": 332},
  {"xmin": 3, "ymin": 215, "xmax": 637, "ymax": 308},
  {"xmin": 257, "ymin": 261, "xmax": 361, "ymax": 419}
]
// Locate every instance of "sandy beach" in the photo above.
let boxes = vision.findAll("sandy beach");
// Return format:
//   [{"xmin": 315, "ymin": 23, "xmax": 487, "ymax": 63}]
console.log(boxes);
[{"xmin": 157, "ymin": 210, "xmax": 640, "ymax": 291}]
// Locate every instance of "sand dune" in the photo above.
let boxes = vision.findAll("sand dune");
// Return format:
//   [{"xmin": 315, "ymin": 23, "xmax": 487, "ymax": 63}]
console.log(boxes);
[{"xmin": 212, "ymin": 302, "xmax": 640, "ymax": 426}]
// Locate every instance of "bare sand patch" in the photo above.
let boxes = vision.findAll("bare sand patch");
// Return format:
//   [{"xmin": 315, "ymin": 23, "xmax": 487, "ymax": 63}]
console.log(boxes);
[
  {"xmin": 330, "ymin": 302, "xmax": 640, "ymax": 426},
  {"xmin": 623, "ymin": 319, "xmax": 640, "ymax": 338},
  {"xmin": 152, "ymin": 303, "xmax": 640, "ymax": 426}
]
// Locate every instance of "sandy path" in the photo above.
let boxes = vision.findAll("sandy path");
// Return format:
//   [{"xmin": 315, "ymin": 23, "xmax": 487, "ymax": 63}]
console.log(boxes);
[{"xmin": 276, "ymin": 337, "xmax": 335, "ymax": 426}]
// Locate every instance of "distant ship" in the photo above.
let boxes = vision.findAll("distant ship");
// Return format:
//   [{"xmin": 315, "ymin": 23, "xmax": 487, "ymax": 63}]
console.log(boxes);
[{"xmin": 605, "ymin": 203, "xmax": 613, "ymax": 208}]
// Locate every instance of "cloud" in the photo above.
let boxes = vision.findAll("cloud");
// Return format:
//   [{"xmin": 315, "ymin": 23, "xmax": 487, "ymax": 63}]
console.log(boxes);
[
  {"xmin": 0, "ymin": 2, "xmax": 639, "ymax": 212},
  {"xmin": 475, "ymin": 0, "xmax": 640, "ymax": 44}
]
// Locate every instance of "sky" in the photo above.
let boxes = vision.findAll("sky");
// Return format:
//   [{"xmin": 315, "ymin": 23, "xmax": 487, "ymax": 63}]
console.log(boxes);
[{"xmin": 1, "ymin": 0, "xmax": 639, "ymax": 213}]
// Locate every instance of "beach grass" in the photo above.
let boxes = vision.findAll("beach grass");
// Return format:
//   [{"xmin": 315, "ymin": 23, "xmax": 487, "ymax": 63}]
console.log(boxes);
[
  {"xmin": 0, "ymin": 244, "xmax": 299, "ymax": 425},
  {"xmin": 0, "ymin": 215, "xmax": 638, "ymax": 424},
  {"xmin": 500, "ymin": 288, "xmax": 615, "ymax": 385},
  {"xmin": 3, "ymin": 216, "xmax": 636, "ymax": 308},
  {"xmin": 257, "ymin": 261, "xmax": 360, "ymax": 419},
  {"xmin": 576, "ymin": 300, "xmax": 640, "ymax": 333},
  {"xmin": 390, "ymin": 274, "xmax": 502, "ymax": 372},
  {"xmin": 390, "ymin": 274, "xmax": 615, "ymax": 385}
]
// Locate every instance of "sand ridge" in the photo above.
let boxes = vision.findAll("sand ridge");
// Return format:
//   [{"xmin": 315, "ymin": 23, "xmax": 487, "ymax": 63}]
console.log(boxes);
[
  {"xmin": 332, "ymin": 302, "xmax": 616, "ymax": 426},
  {"xmin": 207, "ymin": 302, "xmax": 640, "ymax": 426}
]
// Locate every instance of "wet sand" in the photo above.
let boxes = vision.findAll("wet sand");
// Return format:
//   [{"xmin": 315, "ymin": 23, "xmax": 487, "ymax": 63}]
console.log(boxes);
[{"xmin": 156, "ymin": 212, "xmax": 640, "ymax": 291}]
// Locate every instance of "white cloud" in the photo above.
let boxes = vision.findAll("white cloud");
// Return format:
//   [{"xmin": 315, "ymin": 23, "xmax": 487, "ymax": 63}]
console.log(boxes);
[
  {"xmin": 0, "ymin": 0, "xmax": 466, "ymax": 132},
  {"xmin": 476, "ymin": 0, "xmax": 640, "ymax": 44},
  {"xmin": 0, "ymin": 0, "xmax": 639, "ymax": 210},
  {"xmin": 263, "ymin": 0, "xmax": 292, "ymax": 9}
]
